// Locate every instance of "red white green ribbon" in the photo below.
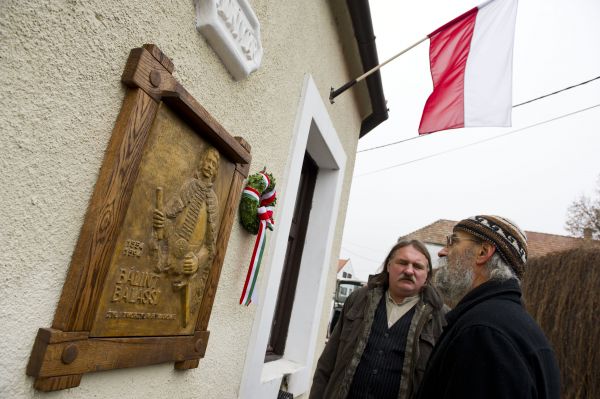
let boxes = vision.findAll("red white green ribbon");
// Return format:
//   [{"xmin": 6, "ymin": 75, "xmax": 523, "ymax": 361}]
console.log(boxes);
[{"xmin": 240, "ymin": 173, "xmax": 276, "ymax": 306}]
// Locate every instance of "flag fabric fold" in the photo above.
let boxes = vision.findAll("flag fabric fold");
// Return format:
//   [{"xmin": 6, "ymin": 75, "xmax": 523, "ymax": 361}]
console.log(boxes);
[{"xmin": 419, "ymin": 0, "xmax": 518, "ymax": 134}]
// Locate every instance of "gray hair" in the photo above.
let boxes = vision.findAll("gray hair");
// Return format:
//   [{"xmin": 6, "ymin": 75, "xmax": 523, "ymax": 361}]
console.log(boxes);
[
  {"xmin": 486, "ymin": 253, "xmax": 520, "ymax": 284},
  {"xmin": 369, "ymin": 239, "xmax": 432, "ymax": 289}
]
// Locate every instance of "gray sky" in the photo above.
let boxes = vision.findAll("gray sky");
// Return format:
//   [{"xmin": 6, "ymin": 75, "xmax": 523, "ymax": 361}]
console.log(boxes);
[{"xmin": 340, "ymin": 0, "xmax": 600, "ymax": 281}]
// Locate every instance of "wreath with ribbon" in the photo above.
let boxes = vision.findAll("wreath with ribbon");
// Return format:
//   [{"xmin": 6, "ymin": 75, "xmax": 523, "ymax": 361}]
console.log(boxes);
[{"xmin": 239, "ymin": 170, "xmax": 277, "ymax": 306}]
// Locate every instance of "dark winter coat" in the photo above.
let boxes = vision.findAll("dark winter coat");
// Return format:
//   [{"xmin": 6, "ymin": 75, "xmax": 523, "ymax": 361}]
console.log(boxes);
[
  {"xmin": 416, "ymin": 278, "xmax": 561, "ymax": 399},
  {"xmin": 310, "ymin": 282, "xmax": 447, "ymax": 399}
]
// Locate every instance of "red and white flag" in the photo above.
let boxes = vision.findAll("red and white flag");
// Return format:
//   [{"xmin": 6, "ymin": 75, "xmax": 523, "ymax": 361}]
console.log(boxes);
[{"xmin": 419, "ymin": 0, "xmax": 518, "ymax": 135}]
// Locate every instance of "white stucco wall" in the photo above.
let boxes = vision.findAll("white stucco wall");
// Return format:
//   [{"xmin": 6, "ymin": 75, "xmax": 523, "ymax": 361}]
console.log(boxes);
[
  {"xmin": 0, "ymin": 1, "xmax": 366, "ymax": 398},
  {"xmin": 425, "ymin": 243, "xmax": 445, "ymax": 269},
  {"xmin": 337, "ymin": 259, "xmax": 356, "ymax": 280}
]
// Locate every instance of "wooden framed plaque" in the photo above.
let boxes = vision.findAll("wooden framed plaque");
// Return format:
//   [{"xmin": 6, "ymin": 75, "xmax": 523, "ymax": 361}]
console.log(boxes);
[{"xmin": 26, "ymin": 44, "xmax": 251, "ymax": 392}]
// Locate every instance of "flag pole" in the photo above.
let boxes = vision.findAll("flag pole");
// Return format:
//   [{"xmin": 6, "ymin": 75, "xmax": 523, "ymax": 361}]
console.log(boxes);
[{"xmin": 329, "ymin": 36, "xmax": 429, "ymax": 104}]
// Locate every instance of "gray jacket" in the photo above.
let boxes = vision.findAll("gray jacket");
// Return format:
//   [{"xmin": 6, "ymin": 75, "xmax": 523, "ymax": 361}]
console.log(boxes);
[{"xmin": 310, "ymin": 282, "xmax": 447, "ymax": 399}]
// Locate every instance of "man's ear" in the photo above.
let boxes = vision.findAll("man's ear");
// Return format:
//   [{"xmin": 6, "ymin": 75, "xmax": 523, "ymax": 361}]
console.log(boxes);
[{"xmin": 475, "ymin": 242, "xmax": 496, "ymax": 266}]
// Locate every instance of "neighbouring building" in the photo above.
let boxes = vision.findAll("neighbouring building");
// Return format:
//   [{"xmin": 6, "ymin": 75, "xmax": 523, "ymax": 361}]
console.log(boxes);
[
  {"xmin": 337, "ymin": 258, "xmax": 358, "ymax": 280},
  {"xmin": 0, "ymin": 1, "xmax": 388, "ymax": 398},
  {"xmin": 327, "ymin": 259, "xmax": 363, "ymax": 337},
  {"xmin": 401, "ymin": 219, "xmax": 588, "ymax": 268}
]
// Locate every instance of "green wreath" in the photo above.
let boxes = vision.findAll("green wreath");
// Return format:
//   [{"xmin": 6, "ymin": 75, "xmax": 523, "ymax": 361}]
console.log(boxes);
[{"xmin": 239, "ymin": 171, "xmax": 277, "ymax": 235}]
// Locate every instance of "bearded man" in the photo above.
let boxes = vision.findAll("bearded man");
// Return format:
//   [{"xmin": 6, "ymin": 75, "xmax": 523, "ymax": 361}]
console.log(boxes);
[
  {"xmin": 310, "ymin": 239, "xmax": 447, "ymax": 399},
  {"xmin": 417, "ymin": 215, "xmax": 560, "ymax": 399}
]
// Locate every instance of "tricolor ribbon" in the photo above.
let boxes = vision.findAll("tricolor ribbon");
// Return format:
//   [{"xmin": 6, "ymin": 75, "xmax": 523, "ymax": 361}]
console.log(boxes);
[{"xmin": 240, "ymin": 173, "xmax": 276, "ymax": 306}]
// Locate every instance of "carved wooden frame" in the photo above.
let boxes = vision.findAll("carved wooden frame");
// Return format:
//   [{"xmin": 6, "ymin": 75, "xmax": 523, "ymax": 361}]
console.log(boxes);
[{"xmin": 26, "ymin": 44, "xmax": 251, "ymax": 392}]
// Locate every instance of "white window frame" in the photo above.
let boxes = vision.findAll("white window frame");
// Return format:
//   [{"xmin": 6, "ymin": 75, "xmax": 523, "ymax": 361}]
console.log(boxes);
[{"xmin": 238, "ymin": 74, "xmax": 347, "ymax": 398}]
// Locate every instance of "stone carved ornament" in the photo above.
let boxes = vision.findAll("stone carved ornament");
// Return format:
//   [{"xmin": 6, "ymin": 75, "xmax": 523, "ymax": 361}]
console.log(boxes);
[{"xmin": 195, "ymin": 0, "xmax": 263, "ymax": 80}]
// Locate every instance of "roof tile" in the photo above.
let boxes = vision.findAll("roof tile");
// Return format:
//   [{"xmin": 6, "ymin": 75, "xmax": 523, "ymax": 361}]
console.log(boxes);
[{"xmin": 401, "ymin": 219, "xmax": 593, "ymax": 258}]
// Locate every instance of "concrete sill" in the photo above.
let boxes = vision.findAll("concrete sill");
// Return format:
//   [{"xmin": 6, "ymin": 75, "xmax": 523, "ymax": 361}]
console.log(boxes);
[{"xmin": 261, "ymin": 358, "xmax": 305, "ymax": 383}]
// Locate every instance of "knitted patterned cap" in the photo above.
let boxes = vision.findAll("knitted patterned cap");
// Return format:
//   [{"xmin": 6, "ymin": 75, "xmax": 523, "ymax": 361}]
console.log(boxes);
[{"xmin": 454, "ymin": 215, "xmax": 528, "ymax": 278}]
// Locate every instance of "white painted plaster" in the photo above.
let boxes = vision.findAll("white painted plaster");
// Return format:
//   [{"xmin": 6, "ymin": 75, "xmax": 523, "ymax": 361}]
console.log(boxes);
[
  {"xmin": 0, "ymin": 1, "xmax": 365, "ymax": 398},
  {"xmin": 426, "ymin": 243, "xmax": 445, "ymax": 268},
  {"xmin": 337, "ymin": 259, "xmax": 357, "ymax": 279},
  {"xmin": 195, "ymin": 0, "xmax": 263, "ymax": 80},
  {"xmin": 238, "ymin": 75, "xmax": 346, "ymax": 398}
]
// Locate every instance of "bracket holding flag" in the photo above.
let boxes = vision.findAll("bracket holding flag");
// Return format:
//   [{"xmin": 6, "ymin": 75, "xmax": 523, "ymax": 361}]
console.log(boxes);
[
  {"xmin": 329, "ymin": 36, "xmax": 428, "ymax": 104},
  {"xmin": 329, "ymin": 0, "xmax": 518, "ymax": 135}
]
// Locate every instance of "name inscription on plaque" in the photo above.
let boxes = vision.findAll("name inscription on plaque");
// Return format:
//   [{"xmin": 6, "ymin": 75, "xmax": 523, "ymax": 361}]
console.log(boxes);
[{"xmin": 110, "ymin": 266, "xmax": 162, "ymax": 306}]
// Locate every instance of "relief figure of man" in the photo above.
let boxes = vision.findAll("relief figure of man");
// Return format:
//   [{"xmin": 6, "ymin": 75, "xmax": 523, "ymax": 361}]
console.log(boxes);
[{"xmin": 152, "ymin": 147, "xmax": 220, "ymax": 326}]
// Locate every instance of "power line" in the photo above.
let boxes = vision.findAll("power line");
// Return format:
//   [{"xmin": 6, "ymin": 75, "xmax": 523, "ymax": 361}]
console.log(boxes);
[
  {"xmin": 513, "ymin": 75, "xmax": 600, "ymax": 108},
  {"xmin": 341, "ymin": 246, "xmax": 383, "ymax": 263},
  {"xmin": 343, "ymin": 240, "xmax": 382, "ymax": 252},
  {"xmin": 356, "ymin": 103, "xmax": 600, "ymax": 178},
  {"xmin": 357, "ymin": 75, "xmax": 600, "ymax": 153},
  {"xmin": 357, "ymin": 132, "xmax": 428, "ymax": 153}
]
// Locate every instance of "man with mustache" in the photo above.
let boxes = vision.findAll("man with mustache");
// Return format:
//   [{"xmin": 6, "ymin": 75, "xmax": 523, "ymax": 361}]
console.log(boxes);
[
  {"xmin": 416, "ymin": 215, "xmax": 560, "ymax": 399},
  {"xmin": 310, "ymin": 240, "xmax": 447, "ymax": 399}
]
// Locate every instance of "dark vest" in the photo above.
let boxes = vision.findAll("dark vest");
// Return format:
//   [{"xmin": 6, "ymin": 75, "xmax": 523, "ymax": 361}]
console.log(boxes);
[{"xmin": 348, "ymin": 296, "xmax": 416, "ymax": 399}]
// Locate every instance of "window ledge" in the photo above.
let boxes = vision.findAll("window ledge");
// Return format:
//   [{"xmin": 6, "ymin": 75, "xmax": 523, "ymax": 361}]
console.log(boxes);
[{"xmin": 261, "ymin": 358, "xmax": 305, "ymax": 383}]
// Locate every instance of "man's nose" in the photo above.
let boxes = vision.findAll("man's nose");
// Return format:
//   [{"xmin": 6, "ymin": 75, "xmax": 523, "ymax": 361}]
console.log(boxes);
[
  {"xmin": 438, "ymin": 247, "xmax": 448, "ymax": 257},
  {"xmin": 404, "ymin": 264, "xmax": 415, "ymax": 274}
]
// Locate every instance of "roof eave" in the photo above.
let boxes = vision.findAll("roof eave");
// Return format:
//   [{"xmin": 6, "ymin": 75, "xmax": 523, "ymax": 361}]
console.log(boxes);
[{"xmin": 346, "ymin": 0, "xmax": 389, "ymax": 138}]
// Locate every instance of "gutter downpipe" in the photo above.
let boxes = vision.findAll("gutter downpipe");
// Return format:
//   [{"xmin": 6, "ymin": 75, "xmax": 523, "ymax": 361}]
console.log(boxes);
[{"xmin": 347, "ymin": 0, "xmax": 389, "ymax": 138}]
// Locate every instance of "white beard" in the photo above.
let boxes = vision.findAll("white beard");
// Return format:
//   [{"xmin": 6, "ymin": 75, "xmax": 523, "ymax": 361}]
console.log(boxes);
[{"xmin": 434, "ymin": 254, "xmax": 474, "ymax": 306}]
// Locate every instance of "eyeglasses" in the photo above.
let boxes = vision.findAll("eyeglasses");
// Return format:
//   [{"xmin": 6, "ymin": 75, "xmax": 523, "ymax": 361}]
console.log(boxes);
[{"xmin": 445, "ymin": 234, "xmax": 481, "ymax": 248}]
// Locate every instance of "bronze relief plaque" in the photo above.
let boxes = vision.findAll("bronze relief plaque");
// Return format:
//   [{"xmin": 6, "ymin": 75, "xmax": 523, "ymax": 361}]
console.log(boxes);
[
  {"xmin": 91, "ymin": 104, "xmax": 235, "ymax": 337},
  {"xmin": 26, "ymin": 45, "xmax": 251, "ymax": 392}
]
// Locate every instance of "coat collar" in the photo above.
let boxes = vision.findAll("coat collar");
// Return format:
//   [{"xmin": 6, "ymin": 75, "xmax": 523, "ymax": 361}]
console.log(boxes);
[{"xmin": 445, "ymin": 278, "xmax": 522, "ymax": 326}]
